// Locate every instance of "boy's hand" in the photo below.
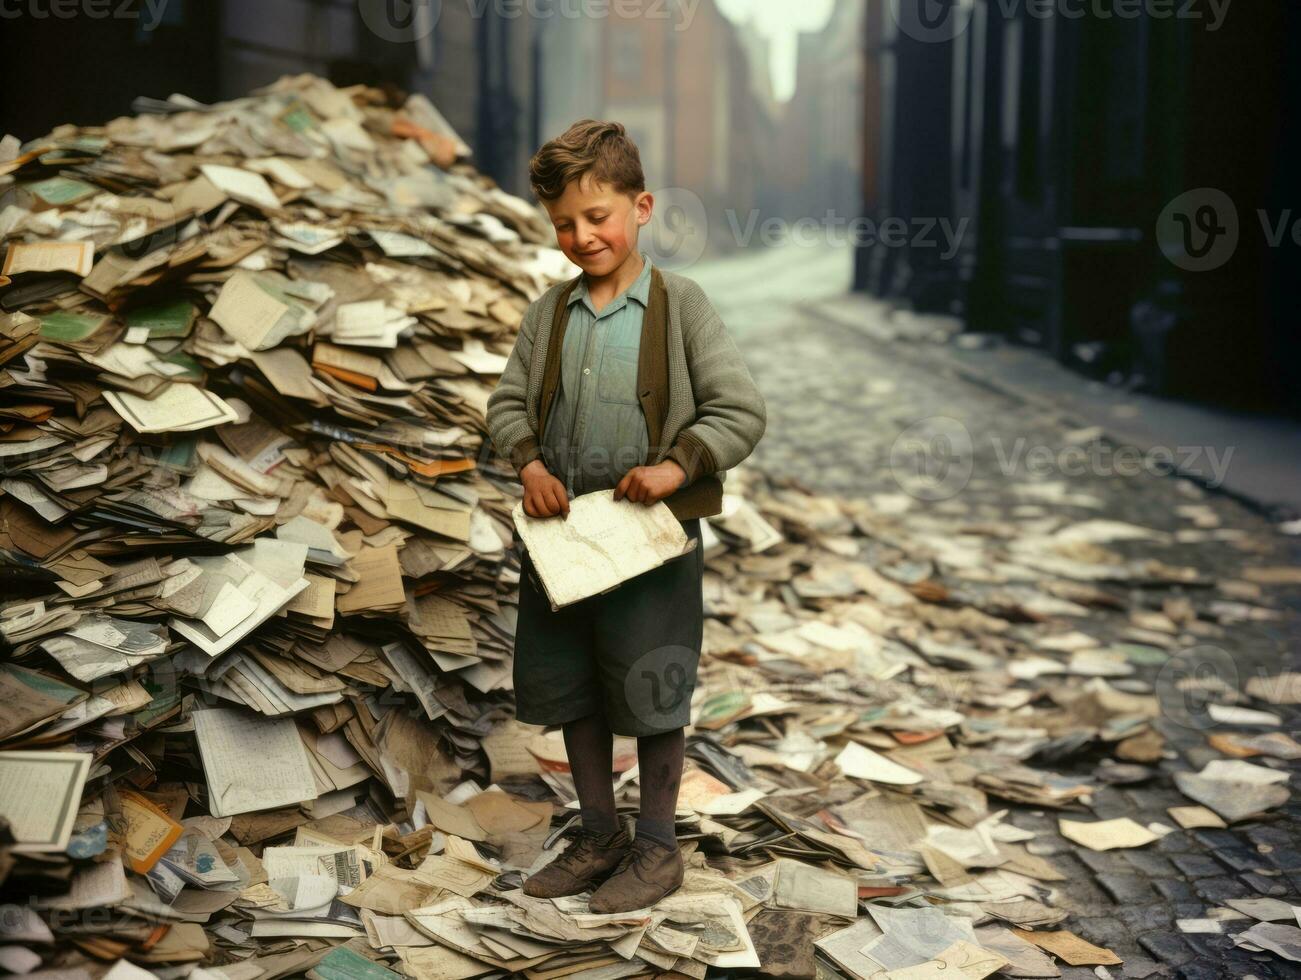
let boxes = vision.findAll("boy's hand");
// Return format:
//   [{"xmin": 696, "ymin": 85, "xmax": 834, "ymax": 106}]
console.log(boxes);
[
  {"xmin": 520, "ymin": 459, "xmax": 570, "ymax": 518},
  {"xmin": 613, "ymin": 460, "xmax": 687, "ymax": 505}
]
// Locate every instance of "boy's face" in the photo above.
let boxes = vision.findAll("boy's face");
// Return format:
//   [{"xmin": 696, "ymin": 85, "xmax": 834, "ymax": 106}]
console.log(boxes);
[{"xmin": 543, "ymin": 174, "xmax": 652, "ymax": 277}]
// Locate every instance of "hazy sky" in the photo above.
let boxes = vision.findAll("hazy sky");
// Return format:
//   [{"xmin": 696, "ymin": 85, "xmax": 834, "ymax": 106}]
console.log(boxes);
[{"xmin": 715, "ymin": 0, "xmax": 837, "ymax": 102}]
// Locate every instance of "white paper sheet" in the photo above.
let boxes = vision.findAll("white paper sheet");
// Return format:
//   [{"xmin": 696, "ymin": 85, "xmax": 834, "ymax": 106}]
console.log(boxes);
[{"xmin": 512, "ymin": 489, "xmax": 694, "ymax": 610}]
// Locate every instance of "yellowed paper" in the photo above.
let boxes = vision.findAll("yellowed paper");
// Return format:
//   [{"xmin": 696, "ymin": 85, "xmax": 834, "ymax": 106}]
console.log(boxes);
[
  {"xmin": 416, "ymin": 791, "xmax": 487, "ymax": 841},
  {"xmin": 286, "ymin": 573, "xmax": 336, "ymax": 625},
  {"xmin": 877, "ymin": 940, "xmax": 1009, "ymax": 979},
  {"xmin": 0, "ymin": 751, "xmax": 91, "ymax": 852},
  {"xmin": 834, "ymin": 741, "xmax": 924, "ymax": 785},
  {"xmin": 336, "ymin": 545, "xmax": 405, "ymax": 614},
  {"xmin": 250, "ymin": 347, "xmax": 329, "ymax": 405},
  {"xmin": 1011, "ymin": 929, "xmax": 1122, "ymax": 966},
  {"xmin": 104, "ymin": 384, "xmax": 239, "ymax": 434},
  {"xmin": 119, "ymin": 789, "xmax": 185, "ymax": 873},
  {"xmin": 191, "ymin": 709, "xmax": 318, "ymax": 817},
  {"xmin": 208, "ymin": 273, "xmax": 289, "ymax": 351},
  {"xmin": 3, "ymin": 241, "xmax": 94, "ymax": 277},
  {"xmin": 1058, "ymin": 817, "xmax": 1158, "ymax": 851},
  {"xmin": 513, "ymin": 489, "xmax": 694, "ymax": 609},
  {"xmin": 199, "ymin": 163, "xmax": 283, "ymax": 212}
]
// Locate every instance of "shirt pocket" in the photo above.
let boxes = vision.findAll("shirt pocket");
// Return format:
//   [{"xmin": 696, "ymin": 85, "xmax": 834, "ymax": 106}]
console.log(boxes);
[{"xmin": 596, "ymin": 343, "xmax": 641, "ymax": 406}]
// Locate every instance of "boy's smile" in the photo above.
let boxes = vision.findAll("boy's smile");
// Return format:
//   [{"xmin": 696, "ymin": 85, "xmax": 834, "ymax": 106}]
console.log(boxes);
[{"xmin": 544, "ymin": 173, "xmax": 654, "ymax": 306}]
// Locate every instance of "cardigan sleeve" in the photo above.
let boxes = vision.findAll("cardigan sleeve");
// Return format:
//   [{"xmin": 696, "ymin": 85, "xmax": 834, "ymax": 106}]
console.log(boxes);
[
  {"xmin": 666, "ymin": 281, "xmax": 767, "ymax": 485},
  {"xmin": 486, "ymin": 299, "xmax": 544, "ymax": 476}
]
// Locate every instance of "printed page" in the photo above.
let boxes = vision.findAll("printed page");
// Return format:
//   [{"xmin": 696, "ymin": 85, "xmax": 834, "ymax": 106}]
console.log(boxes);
[
  {"xmin": 199, "ymin": 164, "xmax": 283, "ymax": 212},
  {"xmin": 119, "ymin": 789, "xmax": 185, "ymax": 873},
  {"xmin": 771, "ymin": 859, "xmax": 858, "ymax": 917},
  {"xmin": 336, "ymin": 544, "xmax": 406, "ymax": 614},
  {"xmin": 0, "ymin": 751, "xmax": 92, "ymax": 851},
  {"xmin": 104, "ymin": 384, "xmax": 240, "ymax": 434},
  {"xmin": 191, "ymin": 708, "xmax": 319, "ymax": 817},
  {"xmin": 170, "ymin": 542, "xmax": 309, "ymax": 657},
  {"xmin": 208, "ymin": 272, "xmax": 290, "ymax": 350},
  {"xmin": 250, "ymin": 347, "xmax": 330, "ymax": 405},
  {"xmin": 3, "ymin": 241, "xmax": 94, "ymax": 277},
  {"xmin": 512, "ymin": 489, "xmax": 693, "ymax": 609}
]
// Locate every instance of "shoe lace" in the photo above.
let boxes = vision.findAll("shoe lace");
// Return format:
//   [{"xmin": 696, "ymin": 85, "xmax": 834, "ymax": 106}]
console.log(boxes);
[
  {"xmin": 554, "ymin": 829, "xmax": 613, "ymax": 870},
  {"xmin": 609, "ymin": 836, "xmax": 658, "ymax": 878}
]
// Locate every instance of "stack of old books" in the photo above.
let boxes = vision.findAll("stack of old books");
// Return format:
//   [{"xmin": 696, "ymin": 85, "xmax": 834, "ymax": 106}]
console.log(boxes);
[
  {"xmin": 4, "ymin": 76, "xmax": 1299, "ymax": 980},
  {"xmin": 0, "ymin": 73, "xmax": 583, "ymax": 974}
]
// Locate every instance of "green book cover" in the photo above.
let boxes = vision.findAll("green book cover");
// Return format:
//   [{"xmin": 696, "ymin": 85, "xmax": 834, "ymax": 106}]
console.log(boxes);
[
  {"xmin": 125, "ymin": 299, "xmax": 197, "ymax": 339},
  {"xmin": 309, "ymin": 946, "xmax": 401, "ymax": 980},
  {"xmin": 38, "ymin": 310, "xmax": 110, "ymax": 342},
  {"xmin": 28, "ymin": 176, "xmax": 98, "ymax": 206}
]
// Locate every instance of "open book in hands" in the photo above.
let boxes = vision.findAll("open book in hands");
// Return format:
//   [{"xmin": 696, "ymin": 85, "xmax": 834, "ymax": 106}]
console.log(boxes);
[{"xmin": 511, "ymin": 489, "xmax": 698, "ymax": 610}]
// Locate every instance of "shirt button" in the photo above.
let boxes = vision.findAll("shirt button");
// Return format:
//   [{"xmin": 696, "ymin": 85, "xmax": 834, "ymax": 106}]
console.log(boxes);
[{"xmin": 583, "ymin": 367, "xmax": 590, "ymax": 375}]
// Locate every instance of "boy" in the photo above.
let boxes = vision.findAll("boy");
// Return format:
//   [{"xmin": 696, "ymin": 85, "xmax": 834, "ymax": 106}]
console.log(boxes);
[{"xmin": 486, "ymin": 119, "xmax": 766, "ymax": 913}]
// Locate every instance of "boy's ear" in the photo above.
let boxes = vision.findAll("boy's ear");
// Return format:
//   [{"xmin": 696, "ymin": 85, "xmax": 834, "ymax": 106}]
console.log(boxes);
[{"xmin": 636, "ymin": 190, "xmax": 654, "ymax": 226}]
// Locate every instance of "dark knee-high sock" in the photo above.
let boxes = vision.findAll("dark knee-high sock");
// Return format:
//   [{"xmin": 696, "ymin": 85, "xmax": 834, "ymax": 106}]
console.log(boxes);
[
  {"xmin": 635, "ymin": 727, "xmax": 685, "ymax": 847},
  {"xmin": 562, "ymin": 713, "xmax": 618, "ymax": 835}
]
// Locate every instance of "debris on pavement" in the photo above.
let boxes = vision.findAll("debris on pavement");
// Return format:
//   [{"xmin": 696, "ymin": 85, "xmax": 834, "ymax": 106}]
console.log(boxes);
[{"xmin": 2, "ymin": 76, "xmax": 1301, "ymax": 979}]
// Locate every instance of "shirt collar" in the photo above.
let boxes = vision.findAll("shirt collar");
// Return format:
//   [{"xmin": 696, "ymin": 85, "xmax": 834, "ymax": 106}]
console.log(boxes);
[{"xmin": 569, "ymin": 251, "xmax": 653, "ymax": 311}]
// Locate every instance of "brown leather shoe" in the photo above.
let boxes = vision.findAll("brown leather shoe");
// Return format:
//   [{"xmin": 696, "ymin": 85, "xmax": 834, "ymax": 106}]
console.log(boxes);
[
  {"xmin": 522, "ymin": 826, "xmax": 631, "ymax": 899},
  {"xmin": 587, "ymin": 834, "xmax": 684, "ymax": 913}
]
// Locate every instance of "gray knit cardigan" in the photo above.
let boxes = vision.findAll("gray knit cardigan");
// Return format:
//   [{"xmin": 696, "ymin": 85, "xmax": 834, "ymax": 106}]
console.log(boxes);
[{"xmin": 486, "ymin": 268, "xmax": 767, "ymax": 516}]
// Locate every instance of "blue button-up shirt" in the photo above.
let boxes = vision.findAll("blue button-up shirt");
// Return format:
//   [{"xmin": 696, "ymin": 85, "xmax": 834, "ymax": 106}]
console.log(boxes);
[{"xmin": 541, "ymin": 252, "xmax": 653, "ymax": 496}]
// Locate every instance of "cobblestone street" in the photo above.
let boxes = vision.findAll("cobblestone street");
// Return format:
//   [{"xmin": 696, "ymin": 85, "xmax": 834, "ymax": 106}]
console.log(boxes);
[
  {"xmin": 695, "ymin": 244, "xmax": 1301, "ymax": 977},
  {"xmin": 6, "ymin": 3, "xmax": 1299, "ymax": 971}
]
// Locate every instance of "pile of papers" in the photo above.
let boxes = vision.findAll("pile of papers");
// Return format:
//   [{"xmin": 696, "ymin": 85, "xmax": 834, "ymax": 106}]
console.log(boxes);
[
  {"xmin": 0, "ymin": 74, "xmax": 579, "ymax": 975},
  {"xmin": 3, "ymin": 76, "xmax": 1300, "ymax": 979}
]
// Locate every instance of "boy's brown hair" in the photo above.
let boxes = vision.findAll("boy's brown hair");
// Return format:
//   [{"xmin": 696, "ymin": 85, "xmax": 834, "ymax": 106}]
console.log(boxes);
[{"xmin": 528, "ymin": 119, "xmax": 646, "ymax": 202}]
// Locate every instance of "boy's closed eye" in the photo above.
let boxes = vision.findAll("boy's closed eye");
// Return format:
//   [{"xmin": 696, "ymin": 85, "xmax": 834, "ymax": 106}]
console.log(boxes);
[{"xmin": 555, "ymin": 213, "xmax": 607, "ymax": 231}]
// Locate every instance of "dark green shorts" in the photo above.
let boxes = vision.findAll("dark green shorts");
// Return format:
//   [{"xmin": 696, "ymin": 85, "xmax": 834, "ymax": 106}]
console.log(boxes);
[{"xmin": 511, "ymin": 517, "xmax": 703, "ymax": 737}]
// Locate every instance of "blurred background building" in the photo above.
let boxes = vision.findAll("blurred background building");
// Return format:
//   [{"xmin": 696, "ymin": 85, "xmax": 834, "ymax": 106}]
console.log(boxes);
[
  {"xmin": 1, "ymin": 0, "xmax": 1296, "ymax": 415},
  {"xmin": 536, "ymin": 0, "xmax": 786, "ymax": 255},
  {"xmin": 0, "ymin": 0, "xmax": 537, "ymax": 198},
  {"xmin": 856, "ymin": 0, "xmax": 1300, "ymax": 413}
]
